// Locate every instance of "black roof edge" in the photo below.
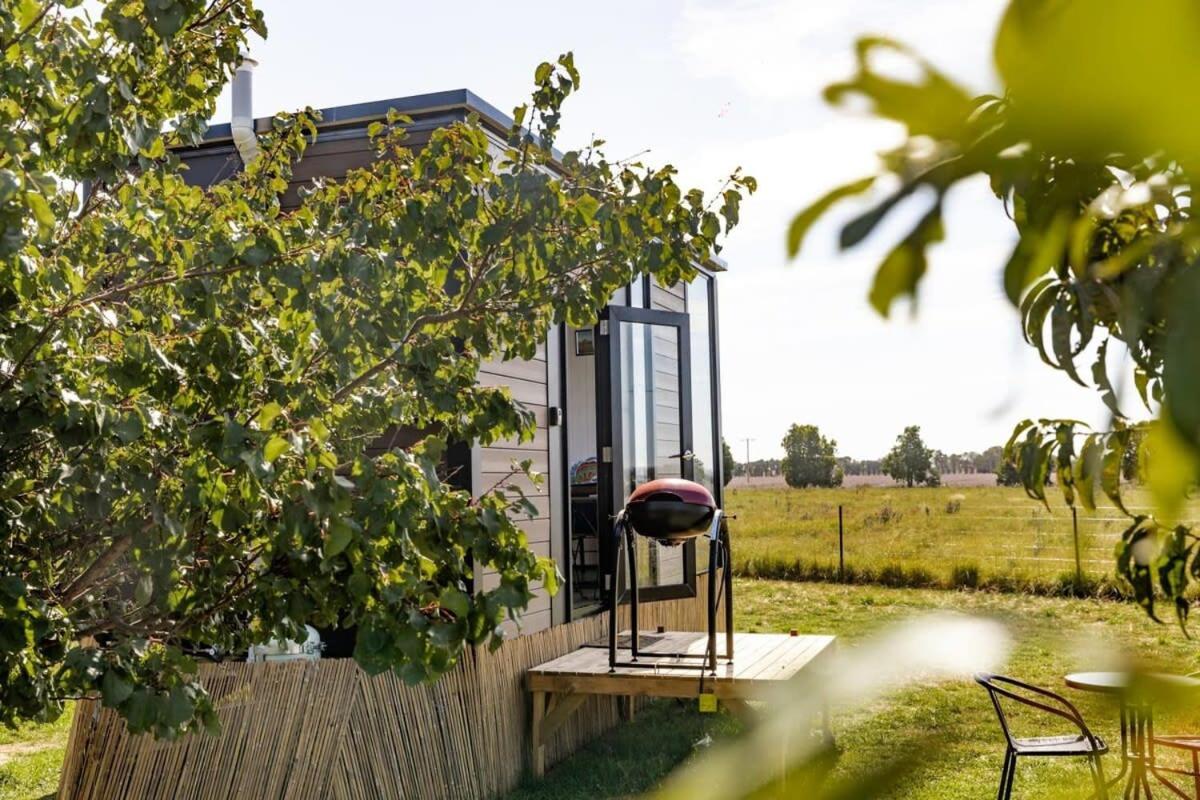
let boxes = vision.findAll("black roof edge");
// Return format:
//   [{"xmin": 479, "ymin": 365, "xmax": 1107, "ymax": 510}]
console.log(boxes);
[
  {"xmin": 200, "ymin": 88, "xmax": 522, "ymax": 147},
  {"xmin": 189, "ymin": 87, "xmax": 725, "ymax": 273}
]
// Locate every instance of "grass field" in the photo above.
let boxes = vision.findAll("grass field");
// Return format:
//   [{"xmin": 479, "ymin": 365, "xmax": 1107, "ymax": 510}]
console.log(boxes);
[
  {"xmin": 725, "ymin": 484, "xmax": 1200, "ymax": 595},
  {"xmin": 0, "ymin": 706, "xmax": 72, "ymax": 800},
  {"xmin": 8, "ymin": 577, "xmax": 1199, "ymax": 799},
  {"xmin": 510, "ymin": 578, "xmax": 1200, "ymax": 800}
]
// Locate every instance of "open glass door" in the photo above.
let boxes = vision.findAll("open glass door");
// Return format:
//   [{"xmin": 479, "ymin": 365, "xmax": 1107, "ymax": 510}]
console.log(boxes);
[{"xmin": 597, "ymin": 305, "xmax": 696, "ymax": 602}]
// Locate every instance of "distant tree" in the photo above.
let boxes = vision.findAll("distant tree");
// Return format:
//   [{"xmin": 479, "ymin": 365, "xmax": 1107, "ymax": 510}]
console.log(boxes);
[
  {"xmin": 722, "ymin": 439, "xmax": 736, "ymax": 487},
  {"xmin": 882, "ymin": 426, "xmax": 940, "ymax": 488},
  {"xmin": 743, "ymin": 458, "xmax": 781, "ymax": 478},
  {"xmin": 781, "ymin": 424, "xmax": 840, "ymax": 488},
  {"xmin": 975, "ymin": 446, "xmax": 1004, "ymax": 474},
  {"xmin": 998, "ymin": 456, "xmax": 1053, "ymax": 487},
  {"xmin": 831, "ymin": 464, "xmax": 845, "ymax": 487},
  {"xmin": 996, "ymin": 458, "xmax": 1022, "ymax": 487}
]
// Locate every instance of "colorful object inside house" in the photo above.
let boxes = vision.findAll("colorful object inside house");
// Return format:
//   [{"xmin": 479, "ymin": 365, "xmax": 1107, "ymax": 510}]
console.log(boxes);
[{"xmin": 569, "ymin": 456, "xmax": 598, "ymax": 486}]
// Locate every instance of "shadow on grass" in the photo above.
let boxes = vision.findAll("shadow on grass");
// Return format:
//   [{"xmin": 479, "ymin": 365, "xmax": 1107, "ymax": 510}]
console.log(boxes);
[{"xmin": 505, "ymin": 700, "xmax": 742, "ymax": 800}]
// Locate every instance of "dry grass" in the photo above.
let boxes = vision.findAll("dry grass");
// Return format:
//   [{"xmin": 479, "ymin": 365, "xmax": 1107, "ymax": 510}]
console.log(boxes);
[
  {"xmin": 725, "ymin": 484, "xmax": 1200, "ymax": 596},
  {"xmin": 511, "ymin": 579, "xmax": 1200, "ymax": 800}
]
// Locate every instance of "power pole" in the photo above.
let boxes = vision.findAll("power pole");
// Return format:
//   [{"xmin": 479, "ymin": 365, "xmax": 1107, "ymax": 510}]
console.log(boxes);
[{"xmin": 741, "ymin": 437, "xmax": 755, "ymax": 485}]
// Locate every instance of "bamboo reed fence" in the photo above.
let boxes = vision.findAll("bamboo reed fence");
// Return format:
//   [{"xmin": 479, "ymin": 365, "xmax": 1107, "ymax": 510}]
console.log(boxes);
[{"xmin": 58, "ymin": 580, "xmax": 716, "ymax": 800}]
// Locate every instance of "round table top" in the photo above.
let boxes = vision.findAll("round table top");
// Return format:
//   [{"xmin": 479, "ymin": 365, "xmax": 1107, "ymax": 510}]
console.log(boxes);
[{"xmin": 1065, "ymin": 671, "xmax": 1200, "ymax": 694}]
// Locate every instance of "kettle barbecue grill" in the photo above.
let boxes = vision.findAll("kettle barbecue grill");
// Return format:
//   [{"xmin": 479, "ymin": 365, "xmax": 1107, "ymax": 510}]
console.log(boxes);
[{"xmin": 607, "ymin": 478, "xmax": 734, "ymax": 673}]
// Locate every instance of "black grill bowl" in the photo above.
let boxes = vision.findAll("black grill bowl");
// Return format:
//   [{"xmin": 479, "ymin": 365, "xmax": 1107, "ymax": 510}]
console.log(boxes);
[{"xmin": 626, "ymin": 498, "xmax": 715, "ymax": 544}]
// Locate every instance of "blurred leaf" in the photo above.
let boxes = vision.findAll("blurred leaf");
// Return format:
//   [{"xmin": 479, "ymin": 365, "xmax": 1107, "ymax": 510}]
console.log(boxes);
[
  {"xmin": 786, "ymin": 177, "xmax": 875, "ymax": 258},
  {"xmin": 868, "ymin": 203, "xmax": 944, "ymax": 316},
  {"xmin": 1146, "ymin": 419, "xmax": 1198, "ymax": 523}
]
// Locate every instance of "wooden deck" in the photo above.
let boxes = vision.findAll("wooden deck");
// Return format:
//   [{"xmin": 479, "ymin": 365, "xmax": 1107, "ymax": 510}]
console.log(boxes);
[{"xmin": 526, "ymin": 631, "xmax": 836, "ymax": 776}]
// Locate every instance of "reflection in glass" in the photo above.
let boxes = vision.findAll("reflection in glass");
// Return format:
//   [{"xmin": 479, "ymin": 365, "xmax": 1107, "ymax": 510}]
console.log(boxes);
[{"xmin": 619, "ymin": 321, "xmax": 685, "ymax": 588}]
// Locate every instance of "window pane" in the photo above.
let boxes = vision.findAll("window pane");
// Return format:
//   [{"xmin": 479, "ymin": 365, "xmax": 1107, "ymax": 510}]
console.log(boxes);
[{"xmin": 619, "ymin": 320, "xmax": 685, "ymax": 587}]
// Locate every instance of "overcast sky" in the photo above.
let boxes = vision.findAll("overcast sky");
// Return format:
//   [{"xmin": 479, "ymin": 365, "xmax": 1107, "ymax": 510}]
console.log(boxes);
[{"xmin": 217, "ymin": 0, "xmax": 1116, "ymax": 461}]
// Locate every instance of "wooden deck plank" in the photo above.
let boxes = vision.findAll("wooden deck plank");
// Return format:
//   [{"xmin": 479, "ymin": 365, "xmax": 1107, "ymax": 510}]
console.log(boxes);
[
  {"xmin": 526, "ymin": 632, "xmax": 836, "ymax": 700},
  {"xmin": 739, "ymin": 635, "xmax": 822, "ymax": 681}
]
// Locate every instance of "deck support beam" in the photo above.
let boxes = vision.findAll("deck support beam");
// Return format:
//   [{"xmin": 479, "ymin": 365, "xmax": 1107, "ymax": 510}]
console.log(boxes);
[{"xmin": 530, "ymin": 691, "xmax": 589, "ymax": 777}]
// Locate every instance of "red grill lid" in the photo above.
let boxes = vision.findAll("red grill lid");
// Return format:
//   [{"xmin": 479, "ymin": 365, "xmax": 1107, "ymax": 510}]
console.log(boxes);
[{"xmin": 628, "ymin": 478, "xmax": 715, "ymax": 509}]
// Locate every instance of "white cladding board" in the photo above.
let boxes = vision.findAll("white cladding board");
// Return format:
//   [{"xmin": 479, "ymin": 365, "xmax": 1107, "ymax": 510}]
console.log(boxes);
[{"xmin": 476, "ymin": 346, "xmax": 554, "ymax": 635}]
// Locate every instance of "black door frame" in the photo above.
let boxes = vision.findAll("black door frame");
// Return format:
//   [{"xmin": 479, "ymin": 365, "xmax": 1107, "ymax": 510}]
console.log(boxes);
[{"xmin": 596, "ymin": 304, "xmax": 697, "ymax": 603}]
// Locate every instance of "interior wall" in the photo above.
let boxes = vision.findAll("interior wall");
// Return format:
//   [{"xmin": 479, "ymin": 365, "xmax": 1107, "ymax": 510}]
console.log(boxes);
[{"xmin": 564, "ymin": 327, "xmax": 596, "ymax": 466}]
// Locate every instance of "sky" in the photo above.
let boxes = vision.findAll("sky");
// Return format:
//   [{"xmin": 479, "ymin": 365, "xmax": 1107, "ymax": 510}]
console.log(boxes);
[{"xmin": 215, "ymin": 0, "xmax": 1117, "ymax": 461}]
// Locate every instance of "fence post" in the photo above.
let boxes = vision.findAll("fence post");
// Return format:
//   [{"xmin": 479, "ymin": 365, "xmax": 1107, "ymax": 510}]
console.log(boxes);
[
  {"xmin": 1071, "ymin": 506, "xmax": 1082, "ymax": 587},
  {"xmin": 838, "ymin": 505, "xmax": 845, "ymax": 582}
]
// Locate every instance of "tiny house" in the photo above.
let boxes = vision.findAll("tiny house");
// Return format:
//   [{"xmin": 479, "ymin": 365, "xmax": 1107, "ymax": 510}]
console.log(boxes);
[
  {"xmin": 59, "ymin": 86, "xmax": 728, "ymax": 800},
  {"xmin": 177, "ymin": 85, "xmax": 728, "ymax": 637}
]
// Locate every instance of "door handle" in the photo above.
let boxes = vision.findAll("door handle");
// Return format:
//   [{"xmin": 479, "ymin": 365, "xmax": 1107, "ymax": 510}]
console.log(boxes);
[{"xmin": 668, "ymin": 450, "xmax": 695, "ymax": 461}]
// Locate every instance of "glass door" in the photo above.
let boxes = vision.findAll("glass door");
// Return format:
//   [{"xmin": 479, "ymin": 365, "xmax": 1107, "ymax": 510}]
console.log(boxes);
[{"xmin": 597, "ymin": 305, "xmax": 696, "ymax": 602}]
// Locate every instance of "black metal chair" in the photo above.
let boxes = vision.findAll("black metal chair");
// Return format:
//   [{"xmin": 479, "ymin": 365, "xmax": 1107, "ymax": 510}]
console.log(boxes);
[
  {"xmin": 1148, "ymin": 670, "xmax": 1200, "ymax": 798},
  {"xmin": 975, "ymin": 673, "xmax": 1109, "ymax": 799}
]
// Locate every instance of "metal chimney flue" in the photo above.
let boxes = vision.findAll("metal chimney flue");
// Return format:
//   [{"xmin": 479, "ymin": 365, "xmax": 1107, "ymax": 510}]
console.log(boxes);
[{"xmin": 231, "ymin": 55, "xmax": 259, "ymax": 166}]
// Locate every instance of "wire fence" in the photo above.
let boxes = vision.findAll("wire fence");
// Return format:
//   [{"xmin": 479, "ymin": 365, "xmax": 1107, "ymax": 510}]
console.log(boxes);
[{"xmin": 726, "ymin": 489, "xmax": 1195, "ymax": 597}]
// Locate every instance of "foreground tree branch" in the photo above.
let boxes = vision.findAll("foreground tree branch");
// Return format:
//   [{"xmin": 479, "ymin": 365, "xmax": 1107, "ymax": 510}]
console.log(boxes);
[{"xmin": 0, "ymin": 3, "xmax": 752, "ymax": 737}]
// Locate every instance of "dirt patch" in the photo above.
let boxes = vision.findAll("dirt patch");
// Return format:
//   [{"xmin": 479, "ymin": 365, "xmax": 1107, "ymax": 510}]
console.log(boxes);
[{"xmin": 0, "ymin": 740, "xmax": 58, "ymax": 766}]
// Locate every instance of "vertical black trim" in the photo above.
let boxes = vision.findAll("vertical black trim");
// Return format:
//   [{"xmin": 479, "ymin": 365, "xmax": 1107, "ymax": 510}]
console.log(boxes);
[
  {"xmin": 709, "ymin": 277, "xmax": 725, "ymax": 510},
  {"xmin": 595, "ymin": 315, "xmax": 614, "ymax": 603},
  {"xmin": 556, "ymin": 323, "xmax": 574, "ymax": 623},
  {"xmin": 599, "ymin": 304, "xmax": 697, "ymax": 603}
]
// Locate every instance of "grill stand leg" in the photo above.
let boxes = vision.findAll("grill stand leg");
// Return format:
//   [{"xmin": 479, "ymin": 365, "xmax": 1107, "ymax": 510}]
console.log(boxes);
[
  {"xmin": 627, "ymin": 527, "xmax": 639, "ymax": 661},
  {"xmin": 608, "ymin": 518, "xmax": 623, "ymax": 671},
  {"xmin": 723, "ymin": 524, "xmax": 734, "ymax": 662},
  {"xmin": 707, "ymin": 537, "xmax": 718, "ymax": 674}
]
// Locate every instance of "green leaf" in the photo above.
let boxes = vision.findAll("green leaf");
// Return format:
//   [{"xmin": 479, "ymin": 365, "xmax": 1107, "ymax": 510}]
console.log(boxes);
[
  {"xmin": 1002, "ymin": 212, "xmax": 1069, "ymax": 305},
  {"xmin": 101, "ymin": 669, "xmax": 134, "ymax": 708},
  {"xmin": 786, "ymin": 176, "xmax": 875, "ymax": 258},
  {"xmin": 263, "ymin": 435, "xmax": 289, "ymax": 464},
  {"xmin": 165, "ymin": 687, "xmax": 193, "ymax": 727},
  {"xmin": 1051, "ymin": 296, "xmax": 1087, "ymax": 387},
  {"xmin": 1073, "ymin": 434, "xmax": 1101, "ymax": 511},
  {"xmin": 15, "ymin": 0, "xmax": 41, "ymax": 29},
  {"xmin": 439, "ymin": 587, "xmax": 470, "ymax": 618},
  {"xmin": 324, "ymin": 518, "xmax": 354, "ymax": 558},
  {"xmin": 867, "ymin": 203, "xmax": 944, "ymax": 317},
  {"xmin": 256, "ymin": 402, "xmax": 283, "ymax": 429},
  {"xmin": 1092, "ymin": 340, "xmax": 1123, "ymax": 418},
  {"xmin": 113, "ymin": 412, "xmax": 143, "ymax": 444},
  {"xmin": 24, "ymin": 190, "xmax": 54, "ymax": 234},
  {"xmin": 1023, "ymin": 285, "xmax": 1058, "ymax": 367},
  {"xmin": 1146, "ymin": 418, "xmax": 1199, "ymax": 523},
  {"xmin": 575, "ymin": 193, "xmax": 599, "ymax": 224},
  {"xmin": 1100, "ymin": 432, "xmax": 1129, "ymax": 514}
]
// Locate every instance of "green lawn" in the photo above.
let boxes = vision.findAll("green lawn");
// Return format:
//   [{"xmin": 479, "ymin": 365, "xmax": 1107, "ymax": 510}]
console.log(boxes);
[
  {"xmin": 11, "ymin": 579, "xmax": 1200, "ymax": 799},
  {"xmin": 0, "ymin": 705, "xmax": 72, "ymax": 800},
  {"xmin": 726, "ymin": 485, "xmax": 1200, "ymax": 593},
  {"xmin": 510, "ymin": 578, "xmax": 1200, "ymax": 800}
]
